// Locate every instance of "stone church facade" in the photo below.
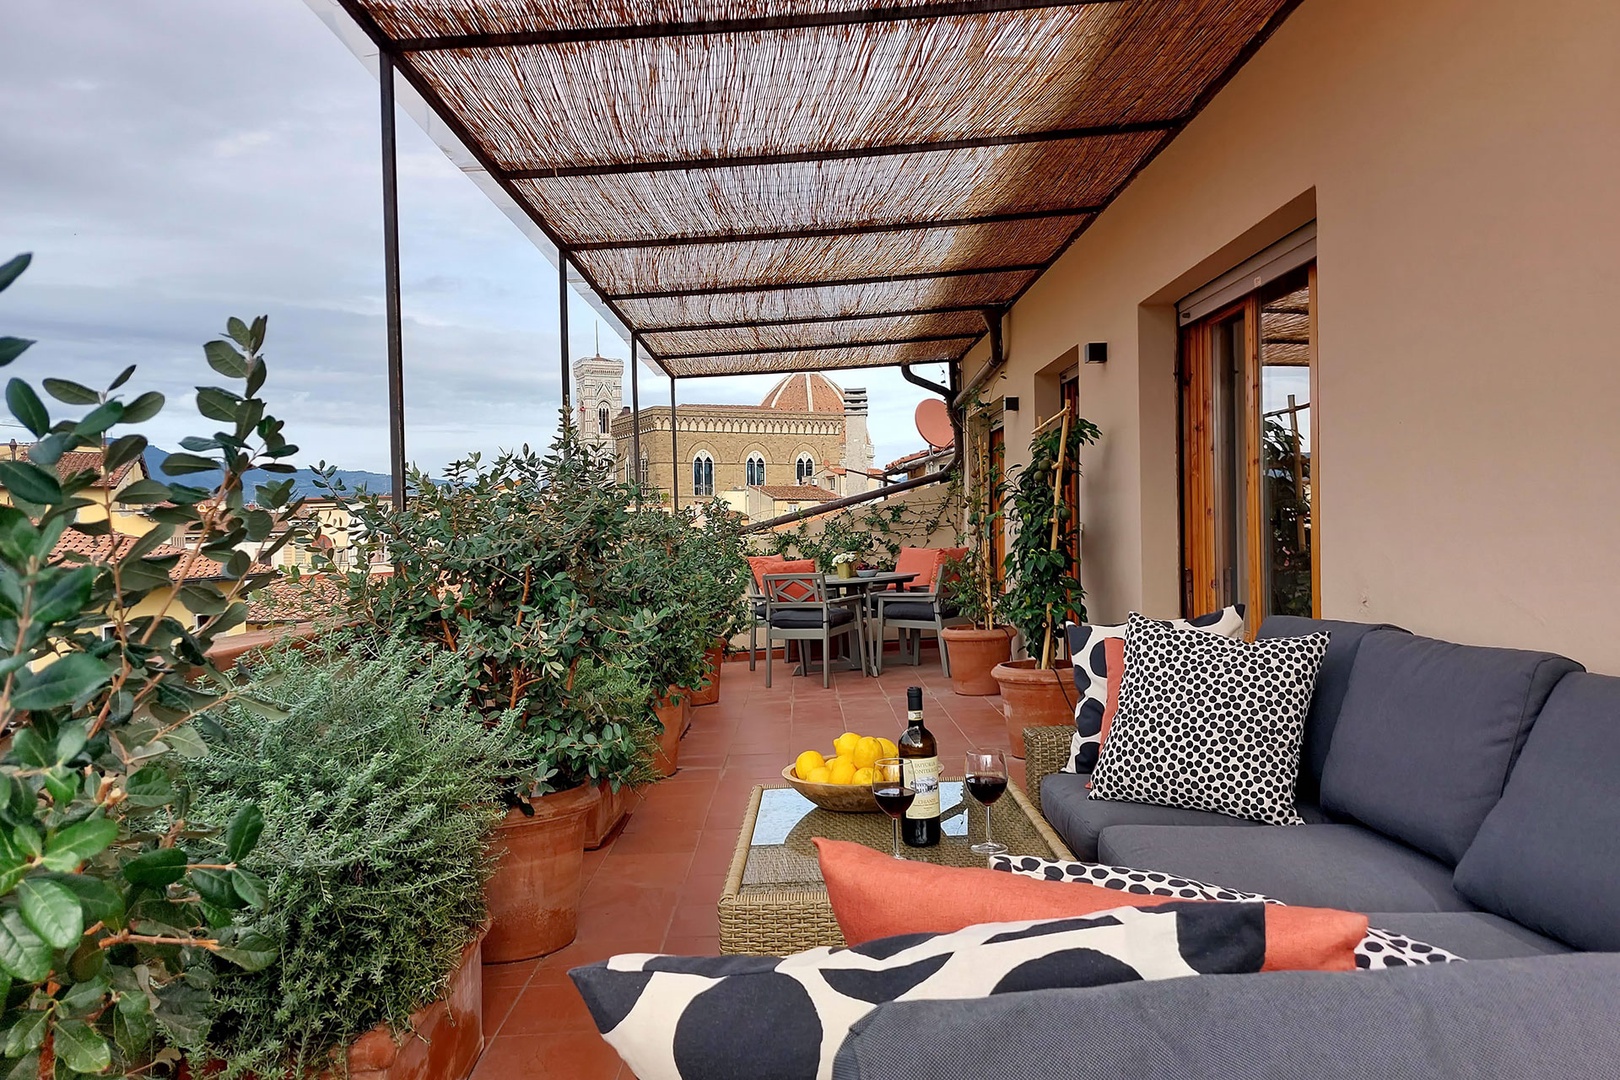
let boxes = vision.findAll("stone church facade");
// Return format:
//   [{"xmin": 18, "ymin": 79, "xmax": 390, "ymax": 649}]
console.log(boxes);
[{"xmin": 584, "ymin": 366, "xmax": 876, "ymax": 518}]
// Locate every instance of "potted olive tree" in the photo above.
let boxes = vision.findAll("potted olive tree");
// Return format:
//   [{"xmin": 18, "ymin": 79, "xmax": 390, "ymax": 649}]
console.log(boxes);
[
  {"xmin": 318, "ymin": 424, "xmax": 659, "ymax": 962},
  {"xmin": 992, "ymin": 407, "xmax": 1101, "ymax": 755}
]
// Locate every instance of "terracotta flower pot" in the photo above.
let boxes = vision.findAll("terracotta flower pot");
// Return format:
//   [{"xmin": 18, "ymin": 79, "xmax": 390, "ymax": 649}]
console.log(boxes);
[
  {"xmin": 652, "ymin": 692, "xmax": 689, "ymax": 777},
  {"xmin": 344, "ymin": 933, "xmax": 485, "ymax": 1080},
  {"xmin": 584, "ymin": 778, "xmax": 635, "ymax": 850},
  {"xmin": 686, "ymin": 643, "xmax": 725, "ymax": 707},
  {"xmin": 940, "ymin": 626, "xmax": 1014, "ymax": 696},
  {"xmin": 482, "ymin": 784, "xmax": 595, "ymax": 963},
  {"xmin": 992, "ymin": 658, "xmax": 1077, "ymax": 758}
]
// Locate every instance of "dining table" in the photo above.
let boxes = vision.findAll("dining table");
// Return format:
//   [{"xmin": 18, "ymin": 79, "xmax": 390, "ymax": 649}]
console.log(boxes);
[{"xmin": 814, "ymin": 571, "xmax": 918, "ymax": 676}]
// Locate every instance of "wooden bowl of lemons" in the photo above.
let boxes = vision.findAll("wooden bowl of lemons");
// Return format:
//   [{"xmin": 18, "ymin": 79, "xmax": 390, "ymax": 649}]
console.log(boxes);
[{"xmin": 782, "ymin": 734, "xmax": 899, "ymax": 814}]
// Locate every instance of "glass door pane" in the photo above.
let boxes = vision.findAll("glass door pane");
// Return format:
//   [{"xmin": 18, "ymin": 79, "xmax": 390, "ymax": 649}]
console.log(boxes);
[
  {"xmin": 1209, "ymin": 310, "xmax": 1248, "ymax": 610},
  {"xmin": 1258, "ymin": 276, "xmax": 1313, "ymax": 616}
]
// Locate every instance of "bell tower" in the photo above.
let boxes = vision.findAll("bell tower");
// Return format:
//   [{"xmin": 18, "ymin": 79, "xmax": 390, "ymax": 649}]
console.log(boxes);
[{"xmin": 572, "ymin": 352, "xmax": 623, "ymax": 456}]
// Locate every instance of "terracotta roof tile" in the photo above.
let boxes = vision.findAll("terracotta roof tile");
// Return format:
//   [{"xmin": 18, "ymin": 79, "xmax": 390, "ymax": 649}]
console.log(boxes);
[
  {"xmin": 758, "ymin": 373, "xmax": 844, "ymax": 414},
  {"xmin": 245, "ymin": 573, "xmax": 345, "ymax": 624},
  {"xmin": 754, "ymin": 483, "xmax": 835, "ymax": 500},
  {"xmin": 51, "ymin": 530, "xmax": 269, "ymax": 583},
  {"xmin": 6, "ymin": 446, "xmax": 144, "ymax": 489}
]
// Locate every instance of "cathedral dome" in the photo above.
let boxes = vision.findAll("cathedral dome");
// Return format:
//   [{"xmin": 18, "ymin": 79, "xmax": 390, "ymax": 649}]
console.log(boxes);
[{"xmin": 759, "ymin": 372, "xmax": 844, "ymax": 414}]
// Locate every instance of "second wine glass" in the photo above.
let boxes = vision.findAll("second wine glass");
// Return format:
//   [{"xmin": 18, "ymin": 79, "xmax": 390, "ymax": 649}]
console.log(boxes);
[{"xmin": 965, "ymin": 748, "xmax": 1009, "ymax": 856}]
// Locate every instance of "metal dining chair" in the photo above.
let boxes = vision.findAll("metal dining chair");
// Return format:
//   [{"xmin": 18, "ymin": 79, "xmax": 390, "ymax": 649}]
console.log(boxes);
[
  {"xmin": 871, "ymin": 547, "xmax": 969, "ymax": 676},
  {"xmin": 763, "ymin": 572, "xmax": 868, "ymax": 688}
]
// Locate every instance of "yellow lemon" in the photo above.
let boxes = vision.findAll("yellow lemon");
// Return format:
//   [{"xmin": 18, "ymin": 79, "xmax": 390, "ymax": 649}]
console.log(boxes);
[
  {"xmin": 852, "ymin": 766, "xmax": 874, "ymax": 787},
  {"xmin": 852, "ymin": 736, "xmax": 882, "ymax": 769},
  {"xmin": 823, "ymin": 755, "xmax": 839, "ymax": 768},
  {"xmin": 833, "ymin": 732, "xmax": 862, "ymax": 759},
  {"xmin": 876, "ymin": 737, "xmax": 899, "ymax": 760},
  {"xmin": 794, "ymin": 750, "xmax": 827, "ymax": 779},
  {"xmin": 829, "ymin": 759, "xmax": 857, "ymax": 786},
  {"xmin": 807, "ymin": 766, "xmax": 832, "ymax": 784}
]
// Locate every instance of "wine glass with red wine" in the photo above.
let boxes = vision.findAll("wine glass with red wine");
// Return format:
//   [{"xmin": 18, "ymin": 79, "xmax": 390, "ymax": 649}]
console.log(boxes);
[
  {"xmin": 872, "ymin": 757, "xmax": 916, "ymax": 860},
  {"xmin": 965, "ymin": 749, "xmax": 1009, "ymax": 856}
]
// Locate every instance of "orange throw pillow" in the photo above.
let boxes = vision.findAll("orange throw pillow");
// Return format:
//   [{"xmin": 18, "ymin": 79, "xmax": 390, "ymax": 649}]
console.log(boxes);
[
  {"xmin": 747, "ymin": 556, "xmax": 817, "ymax": 601},
  {"xmin": 813, "ymin": 838, "xmax": 1364, "ymax": 972}
]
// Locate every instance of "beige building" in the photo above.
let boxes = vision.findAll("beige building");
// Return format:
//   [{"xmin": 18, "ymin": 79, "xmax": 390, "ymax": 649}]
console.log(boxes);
[
  {"xmin": 964, "ymin": 0, "xmax": 1620, "ymax": 672},
  {"xmin": 611, "ymin": 372, "xmax": 877, "ymax": 516}
]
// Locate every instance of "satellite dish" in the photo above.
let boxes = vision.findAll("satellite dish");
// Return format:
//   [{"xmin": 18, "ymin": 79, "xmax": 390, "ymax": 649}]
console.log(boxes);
[{"xmin": 915, "ymin": 398, "xmax": 955, "ymax": 450}]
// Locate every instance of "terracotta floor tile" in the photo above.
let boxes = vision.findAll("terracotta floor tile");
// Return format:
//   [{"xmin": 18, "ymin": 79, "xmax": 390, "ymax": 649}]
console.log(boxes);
[{"xmin": 472, "ymin": 661, "xmax": 1027, "ymax": 1073}]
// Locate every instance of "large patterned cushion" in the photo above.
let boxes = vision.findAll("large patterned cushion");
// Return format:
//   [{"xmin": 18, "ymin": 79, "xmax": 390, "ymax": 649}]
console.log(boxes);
[
  {"xmin": 1063, "ymin": 606, "xmax": 1246, "ymax": 773},
  {"xmin": 1089, "ymin": 614, "xmax": 1329, "ymax": 825},
  {"xmin": 569, "ymin": 901, "xmax": 1366, "ymax": 1080},
  {"xmin": 988, "ymin": 854, "xmax": 1464, "ymax": 970}
]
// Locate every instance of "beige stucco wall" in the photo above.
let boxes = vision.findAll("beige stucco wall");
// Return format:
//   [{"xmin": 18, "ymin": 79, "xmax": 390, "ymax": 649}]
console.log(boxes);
[{"xmin": 994, "ymin": 0, "xmax": 1620, "ymax": 671}]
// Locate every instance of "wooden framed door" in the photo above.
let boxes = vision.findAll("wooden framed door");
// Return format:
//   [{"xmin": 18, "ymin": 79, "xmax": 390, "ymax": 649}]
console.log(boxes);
[
  {"xmin": 1059, "ymin": 373, "xmax": 1081, "ymax": 587},
  {"xmin": 1180, "ymin": 266, "xmax": 1316, "ymax": 627}
]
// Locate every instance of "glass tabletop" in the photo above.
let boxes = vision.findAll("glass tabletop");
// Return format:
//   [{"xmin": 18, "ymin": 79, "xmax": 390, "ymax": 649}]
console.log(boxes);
[{"xmin": 739, "ymin": 781, "xmax": 1051, "ymax": 889}]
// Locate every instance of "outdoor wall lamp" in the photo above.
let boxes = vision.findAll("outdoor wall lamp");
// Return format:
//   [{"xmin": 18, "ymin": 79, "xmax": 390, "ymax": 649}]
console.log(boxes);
[{"xmin": 1085, "ymin": 342, "xmax": 1109, "ymax": 365}]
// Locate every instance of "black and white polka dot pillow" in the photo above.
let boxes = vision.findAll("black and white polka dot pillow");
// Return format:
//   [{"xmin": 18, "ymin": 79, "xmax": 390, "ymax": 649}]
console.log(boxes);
[
  {"xmin": 570, "ymin": 902, "xmax": 1299, "ymax": 1080},
  {"xmin": 1062, "ymin": 606, "xmax": 1245, "ymax": 774},
  {"xmin": 988, "ymin": 855, "xmax": 1463, "ymax": 970},
  {"xmin": 1089, "ymin": 614, "xmax": 1327, "ymax": 824}
]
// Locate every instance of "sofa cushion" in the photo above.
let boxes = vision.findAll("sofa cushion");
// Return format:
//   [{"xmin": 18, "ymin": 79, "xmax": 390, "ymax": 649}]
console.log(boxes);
[
  {"xmin": 1097, "ymin": 823, "xmax": 1476, "ymax": 912},
  {"xmin": 1362, "ymin": 912, "xmax": 1572, "ymax": 961},
  {"xmin": 1319, "ymin": 631, "xmax": 1582, "ymax": 865},
  {"xmin": 832, "ymin": 955, "xmax": 1620, "ymax": 1080},
  {"xmin": 1041, "ymin": 771, "xmax": 1334, "ymax": 860},
  {"xmin": 1089, "ymin": 615, "xmax": 1330, "ymax": 826},
  {"xmin": 1255, "ymin": 616, "xmax": 1407, "ymax": 803},
  {"xmin": 1453, "ymin": 672, "xmax": 1620, "ymax": 952},
  {"xmin": 572, "ymin": 902, "xmax": 1366, "ymax": 1080}
]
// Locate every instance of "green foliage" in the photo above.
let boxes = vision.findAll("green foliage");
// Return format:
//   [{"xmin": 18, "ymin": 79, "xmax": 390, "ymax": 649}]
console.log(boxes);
[
  {"xmin": 1262, "ymin": 416, "xmax": 1312, "ymax": 617},
  {"xmin": 755, "ymin": 478, "xmax": 960, "ymax": 570},
  {"xmin": 0, "ymin": 252, "xmax": 301, "ymax": 1075},
  {"xmin": 1000, "ymin": 412, "xmax": 1101, "ymax": 666},
  {"xmin": 316, "ymin": 421, "xmax": 745, "ymax": 796},
  {"xmin": 182, "ymin": 633, "xmax": 522, "ymax": 1078}
]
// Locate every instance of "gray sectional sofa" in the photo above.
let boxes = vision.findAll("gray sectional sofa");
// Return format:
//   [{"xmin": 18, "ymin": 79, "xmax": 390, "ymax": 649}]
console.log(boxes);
[{"xmin": 832, "ymin": 617, "xmax": 1620, "ymax": 1078}]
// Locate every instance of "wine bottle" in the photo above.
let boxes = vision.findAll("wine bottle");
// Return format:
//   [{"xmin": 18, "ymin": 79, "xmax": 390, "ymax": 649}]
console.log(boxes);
[{"xmin": 898, "ymin": 686, "xmax": 940, "ymax": 847}]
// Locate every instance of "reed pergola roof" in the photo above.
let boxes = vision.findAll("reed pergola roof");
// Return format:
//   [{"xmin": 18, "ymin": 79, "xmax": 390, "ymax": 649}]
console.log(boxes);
[{"xmin": 334, "ymin": 0, "xmax": 1302, "ymax": 378}]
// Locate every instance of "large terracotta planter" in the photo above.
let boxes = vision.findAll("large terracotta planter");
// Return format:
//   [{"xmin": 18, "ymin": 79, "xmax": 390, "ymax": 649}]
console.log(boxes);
[
  {"xmin": 344, "ymin": 933, "xmax": 485, "ymax": 1080},
  {"xmin": 992, "ymin": 658, "xmax": 1077, "ymax": 758},
  {"xmin": 585, "ymin": 779, "xmax": 634, "ymax": 850},
  {"xmin": 940, "ymin": 626, "xmax": 1014, "ymax": 696},
  {"xmin": 482, "ymin": 784, "xmax": 594, "ymax": 962},
  {"xmin": 686, "ymin": 643, "xmax": 725, "ymax": 707},
  {"xmin": 652, "ymin": 693, "xmax": 689, "ymax": 777}
]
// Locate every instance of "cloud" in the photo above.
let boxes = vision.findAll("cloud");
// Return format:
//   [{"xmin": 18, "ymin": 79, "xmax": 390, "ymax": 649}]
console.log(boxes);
[{"xmin": 0, "ymin": 0, "xmax": 942, "ymax": 475}]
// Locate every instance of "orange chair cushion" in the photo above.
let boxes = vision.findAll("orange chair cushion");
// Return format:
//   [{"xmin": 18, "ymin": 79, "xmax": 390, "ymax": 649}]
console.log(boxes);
[
  {"xmin": 814, "ymin": 838, "xmax": 1365, "ymax": 972},
  {"xmin": 747, "ymin": 556, "xmax": 815, "ymax": 591}
]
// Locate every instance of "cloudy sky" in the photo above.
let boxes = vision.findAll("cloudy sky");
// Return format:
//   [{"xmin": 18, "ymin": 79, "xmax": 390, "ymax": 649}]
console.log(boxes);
[{"xmin": 0, "ymin": 0, "xmax": 943, "ymax": 477}]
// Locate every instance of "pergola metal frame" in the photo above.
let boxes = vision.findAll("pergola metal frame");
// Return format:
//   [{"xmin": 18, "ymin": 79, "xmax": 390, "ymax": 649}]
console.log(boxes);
[{"xmin": 312, "ymin": 0, "xmax": 1305, "ymax": 510}]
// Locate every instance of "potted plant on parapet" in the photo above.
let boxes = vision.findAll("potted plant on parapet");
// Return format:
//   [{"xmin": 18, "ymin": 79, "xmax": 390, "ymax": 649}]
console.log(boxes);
[
  {"xmin": 0, "ymin": 253, "xmax": 298, "ymax": 1075},
  {"xmin": 186, "ymin": 633, "xmax": 522, "ymax": 1080},
  {"xmin": 318, "ymin": 422, "xmax": 659, "ymax": 962},
  {"xmin": 992, "ymin": 405, "xmax": 1102, "ymax": 756},
  {"xmin": 939, "ymin": 424, "xmax": 1015, "ymax": 696},
  {"xmin": 677, "ymin": 502, "xmax": 750, "ymax": 707}
]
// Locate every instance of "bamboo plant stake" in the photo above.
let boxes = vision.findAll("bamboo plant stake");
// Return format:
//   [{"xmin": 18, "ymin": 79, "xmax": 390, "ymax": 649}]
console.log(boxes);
[{"xmin": 1040, "ymin": 404, "xmax": 1072, "ymax": 669}]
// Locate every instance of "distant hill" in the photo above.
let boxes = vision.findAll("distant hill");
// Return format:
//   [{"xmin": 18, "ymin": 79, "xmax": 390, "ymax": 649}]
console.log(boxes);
[{"xmin": 142, "ymin": 447, "xmax": 393, "ymax": 502}]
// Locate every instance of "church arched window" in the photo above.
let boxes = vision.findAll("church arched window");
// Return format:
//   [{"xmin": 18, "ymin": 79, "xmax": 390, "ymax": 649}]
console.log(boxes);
[
  {"xmin": 795, "ymin": 453, "xmax": 815, "ymax": 485},
  {"xmin": 639, "ymin": 453, "xmax": 649, "ymax": 487},
  {"xmin": 746, "ymin": 453, "xmax": 766, "ymax": 487},
  {"xmin": 692, "ymin": 452, "xmax": 714, "ymax": 497},
  {"xmin": 598, "ymin": 404, "xmax": 610, "ymax": 434}
]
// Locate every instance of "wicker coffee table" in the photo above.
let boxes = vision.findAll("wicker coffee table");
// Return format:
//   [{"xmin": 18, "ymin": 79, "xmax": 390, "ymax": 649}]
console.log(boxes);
[{"xmin": 717, "ymin": 780, "xmax": 1074, "ymax": 954}]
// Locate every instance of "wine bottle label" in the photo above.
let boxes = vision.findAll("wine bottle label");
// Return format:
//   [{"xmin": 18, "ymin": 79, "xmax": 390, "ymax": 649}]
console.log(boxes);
[{"xmin": 906, "ymin": 756, "xmax": 941, "ymax": 819}]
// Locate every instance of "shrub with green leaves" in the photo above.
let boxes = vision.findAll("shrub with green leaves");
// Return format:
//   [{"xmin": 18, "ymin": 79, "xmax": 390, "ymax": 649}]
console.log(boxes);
[
  {"xmin": 1000, "ymin": 412, "xmax": 1101, "ymax": 665},
  {"xmin": 183, "ymin": 633, "xmax": 522, "ymax": 1079},
  {"xmin": 0, "ymin": 251, "xmax": 304, "ymax": 1077},
  {"xmin": 315, "ymin": 423, "xmax": 693, "ymax": 798}
]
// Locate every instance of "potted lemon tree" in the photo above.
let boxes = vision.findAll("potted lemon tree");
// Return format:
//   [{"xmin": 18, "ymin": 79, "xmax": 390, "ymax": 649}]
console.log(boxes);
[{"xmin": 991, "ymin": 407, "xmax": 1101, "ymax": 754}]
